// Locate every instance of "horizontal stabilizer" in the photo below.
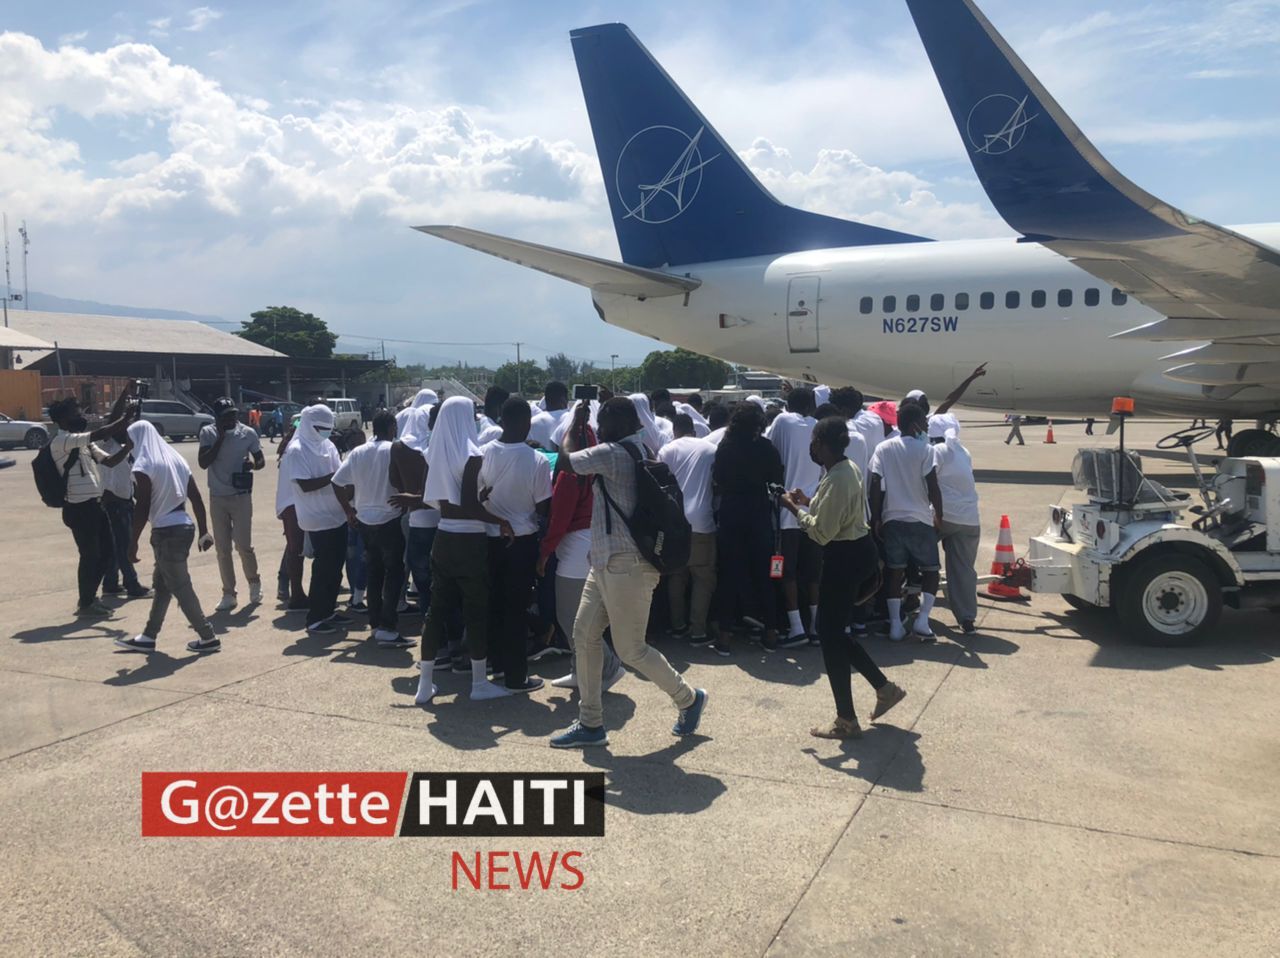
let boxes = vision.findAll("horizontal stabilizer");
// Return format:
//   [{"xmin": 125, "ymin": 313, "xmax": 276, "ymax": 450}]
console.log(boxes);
[
  {"xmin": 414, "ymin": 226, "xmax": 700, "ymax": 298},
  {"xmin": 1164, "ymin": 362, "xmax": 1280, "ymax": 387}
]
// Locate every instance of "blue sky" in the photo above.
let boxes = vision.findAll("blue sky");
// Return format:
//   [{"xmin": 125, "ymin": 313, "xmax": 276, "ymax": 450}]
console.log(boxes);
[{"xmin": 2, "ymin": 1, "xmax": 1277, "ymax": 369}]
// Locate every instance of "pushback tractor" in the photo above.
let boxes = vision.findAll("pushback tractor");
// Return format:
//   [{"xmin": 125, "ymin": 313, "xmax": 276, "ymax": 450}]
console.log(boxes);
[{"xmin": 1001, "ymin": 405, "xmax": 1280, "ymax": 645}]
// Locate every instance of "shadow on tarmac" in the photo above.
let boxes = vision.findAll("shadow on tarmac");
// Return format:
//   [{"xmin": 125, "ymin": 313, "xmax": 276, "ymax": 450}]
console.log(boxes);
[
  {"xmin": 103, "ymin": 648, "xmax": 206, "ymax": 686},
  {"xmin": 13, "ymin": 620, "xmax": 129, "ymax": 644},
  {"xmin": 982, "ymin": 602, "xmax": 1280, "ymax": 671},
  {"xmin": 802, "ymin": 726, "xmax": 925, "ymax": 793},
  {"xmin": 580, "ymin": 737, "xmax": 727, "ymax": 815}
]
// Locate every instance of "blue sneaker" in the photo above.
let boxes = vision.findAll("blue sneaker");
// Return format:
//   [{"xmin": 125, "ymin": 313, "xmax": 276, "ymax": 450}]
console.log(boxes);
[
  {"xmin": 673, "ymin": 688, "xmax": 708, "ymax": 737},
  {"xmin": 550, "ymin": 721, "xmax": 608, "ymax": 749}
]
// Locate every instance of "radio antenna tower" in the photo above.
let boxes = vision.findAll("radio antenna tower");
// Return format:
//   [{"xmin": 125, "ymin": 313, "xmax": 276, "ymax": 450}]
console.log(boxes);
[
  {"xmin": 18, "ymin": 221, "xmax": 29, "ymax": 310},
  {"xmin": 2, "ymin": 214, "xmax": 10, "ymax": 328}
]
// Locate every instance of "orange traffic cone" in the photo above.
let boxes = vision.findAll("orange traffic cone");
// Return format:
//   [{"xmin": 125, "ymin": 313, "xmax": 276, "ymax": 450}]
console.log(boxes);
[
  {"xmin": 1044, "ymin": 420, "xmax": 1056, "ymax": 443},
  {"xmin": 986, "ymin": 514, "xmax": 1025, "ymax": 599}
]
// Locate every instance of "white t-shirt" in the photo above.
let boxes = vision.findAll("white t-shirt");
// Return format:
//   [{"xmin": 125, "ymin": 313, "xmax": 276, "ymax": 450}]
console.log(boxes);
[
  {"xmin": 410, "ymin": 504, "xmax": 441, "ymax": 529},
  {"xmin": 49, "ymin": 431, "xmax": 106, "ymax": 504},
  {"xmin": 768, "ymin": 411, "xmax": 821, "ymax": 531},
  {"xmin": 528, "ymin": 410, "xmax": 560, "ymax": 449},
  {"xmin": 658, "ymin": 436, "xmax": 717, "ymax": 534},
  {"xmin": 706, "ymin": 426, "xmax": 726, "ymax": 446},
  {"xmin": 844, "ymin": 424, "xmax": 870, "ymax": 487},
  {"xmin": 280, "ymin": 443, "xmax": 348, "ymax": 532},
  {"xmin": 932, "ymin": 437, "xmax": 980, "ymax": 527},
  {"xmin": 556, "ymin": 528, "xmax": 592, "ymax": 580},
  {"xmin": 477, "ymin": 419, "xmax": 503, "ymax": 447},
  {"xmin": 478, "ymin": 441, "xmax": 553, "ymax": 537},
  {"xmin": 869, "ymin": 435, "xmax": 937, "ymax": 526},
  {"xmin": 850, "ymin": 410, "xmax": 888, "ymax": 456},
  {"xmin": 332, "ymin": 439, "xmax": 398, "ymax": 526},
  {"xmin": 98, "ymin": 438, "xmax": 134, "ymax": 500}
]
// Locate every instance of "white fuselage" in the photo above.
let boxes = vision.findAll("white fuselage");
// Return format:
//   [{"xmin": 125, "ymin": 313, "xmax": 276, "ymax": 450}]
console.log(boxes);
[{"xmin": 595, "ymin": 224, "xmax": 1280, "ymax": 418}]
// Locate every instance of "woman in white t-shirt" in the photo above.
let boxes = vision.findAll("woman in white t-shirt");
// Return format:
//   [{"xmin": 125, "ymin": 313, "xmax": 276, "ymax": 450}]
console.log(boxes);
[{"xmin": 115, "ymin": 420, "xmax": 218, "ymax": 655}]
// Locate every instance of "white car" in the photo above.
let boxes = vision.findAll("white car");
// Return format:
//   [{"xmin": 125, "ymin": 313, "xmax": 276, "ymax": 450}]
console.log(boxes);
[
  {"xmin": 0, "ymin": 413, "xmax": 49, "ymax": 449},
  {"xmin": 326, "ymin": 398, "xmax": 362, "ymax": 432}
]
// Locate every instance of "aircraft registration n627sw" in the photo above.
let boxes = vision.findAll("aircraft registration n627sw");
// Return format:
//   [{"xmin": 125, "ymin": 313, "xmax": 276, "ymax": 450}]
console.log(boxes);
[{"xmin": 419, "ymin": 0, "xmax": 1280, "ymax": 453}]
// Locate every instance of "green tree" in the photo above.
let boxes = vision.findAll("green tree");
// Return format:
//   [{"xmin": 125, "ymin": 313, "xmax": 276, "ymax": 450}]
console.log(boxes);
[
  {"xmin": 493, "ymin": 360, "xmax": 548, "ymax": 396},
  {"xmin": 545, "ymin": 352, "xmax": 578, "ymax": 384},
  {"xmin": 237, "ymin": 306, "xmax": 337, "ymax": 358},
  {"xmin": 638, "ymin": 348, "xmax": 732, "ymax": 390}
]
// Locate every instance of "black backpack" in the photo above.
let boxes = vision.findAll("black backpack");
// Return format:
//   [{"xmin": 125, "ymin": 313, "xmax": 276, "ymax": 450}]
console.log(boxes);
[
  {"xmin": 32, "ymin": 444, "xmax": 80, "ymax": 508},
  {"xmin": 596, "ymin": 441, "xmax": 692, "ymax": 574}
]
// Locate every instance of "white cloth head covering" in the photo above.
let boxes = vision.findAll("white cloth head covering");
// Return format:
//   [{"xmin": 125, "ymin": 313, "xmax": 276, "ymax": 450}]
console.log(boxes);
[
  {"xmin": 814, "ymin": 385, "xmax": 831, "ymax": 406},
  {"xmin": 629, "ymin": 393, "xmax": 668, "ymax": 453},
  {"xmin": 675, "ymin": 402, "xmax": 711, "ymax": 438},
  {"xmin": 399, "ymin": 405, "xmax": 432, "ymax": 452},
  {"xmin": 747, "ymin": 394, "xmax": 767, "ymax": 411},
  {"xmin": 288, "ymin": 404, "xmax": 337, "ymax": 470},
  {"xmin": 424, "ymin": 396, "xmax": 479, "ymax": 506},
  {"xmin": 128, "ymin": 420, "xmax": 191, "ymax": 522},
  {"xmin": 928, "ymin": 412, "xmax": 961, "ymax": 439},
  {"xmin": 906, "ymin": 389, "xmax": 927, "ymax": 401},
  {"xmin": 412, "ymin": 388, "xmax": 438, "ymax": 409}
]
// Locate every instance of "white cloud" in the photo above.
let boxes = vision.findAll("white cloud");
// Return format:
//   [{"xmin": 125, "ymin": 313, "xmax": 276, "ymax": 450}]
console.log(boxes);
[
  {"xmin": 184, "ymin": 7, "xmax": 224, "ymax": 33},
  {"xmin": 58, "ymin": 31, "xmax": 88, "ymax": 46},
  {"xmin": 148, "ymin": 17, "xmax": 171, "ymax": 39}
]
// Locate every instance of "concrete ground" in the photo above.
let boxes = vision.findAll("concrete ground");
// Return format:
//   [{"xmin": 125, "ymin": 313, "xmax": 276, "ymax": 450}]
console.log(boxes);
[{"xmin": 0, "ymin": 415, "xmax": 1277, "ymax": 956}]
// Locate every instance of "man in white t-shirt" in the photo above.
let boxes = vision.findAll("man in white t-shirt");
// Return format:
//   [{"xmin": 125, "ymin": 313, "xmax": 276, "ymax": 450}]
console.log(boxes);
[
  {"xmin": 768, "ymin": 386, "xmax": 823, "ymax": 646},
  {"xmin": 333, "ymin": 411, "xmax": 413, "ymax": 647},
  {"xmin": 869, "ymin": 403, "xmax": 944, "ymax": 642},
  {"xmin": 47, "ymin": 390, "xmax": 138, "ymax": 617},
  {"xmin": 529, "ymin": 380, "xmax": 569, "ymax": 449},
  {"xmin": 479, "ymin": 398, "xmax": 553, "ymax": 693},
  {"xmin": 659, "ymin": 414, "xmax": 719, "ymax": 644},
  {"xmin": 928, "ymin": 413, "xmax": 981, "ymax": 634}
]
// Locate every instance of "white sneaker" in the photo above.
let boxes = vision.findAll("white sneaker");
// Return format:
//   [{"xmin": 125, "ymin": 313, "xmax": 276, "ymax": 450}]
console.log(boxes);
[
  {"xmin": 248, "ymin": 582, "xmax": 263, "ymax": 604},
  {"xmin": 214, "ymin": 594, "xmax": 237, "ymax": 612},
  {"xmin": 471, "ymin": 681, "xmax": 511, "ymax": 700},
  {"xmin": 603, "ymin": 663, "xmax": 627, "ymax": 691},
  {"xmin": 550, "ymin": 672, "xmax": 578, "ymax": 688}
]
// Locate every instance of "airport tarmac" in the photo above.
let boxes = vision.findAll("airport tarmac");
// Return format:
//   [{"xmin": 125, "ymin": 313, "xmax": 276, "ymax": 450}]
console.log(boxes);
[{"xmin": 0, "ymin": 414, "xmax": 1277, "ymax": 957}]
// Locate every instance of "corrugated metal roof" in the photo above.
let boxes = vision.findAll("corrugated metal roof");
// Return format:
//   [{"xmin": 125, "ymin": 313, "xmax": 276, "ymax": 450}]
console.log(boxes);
[
  {"xmin": 8, "ymin": 311, "xmax": 285, "ymax": 358},
  {"xmin": 0, "ymin": 326, "xmax": 54, "ymax": 350}
]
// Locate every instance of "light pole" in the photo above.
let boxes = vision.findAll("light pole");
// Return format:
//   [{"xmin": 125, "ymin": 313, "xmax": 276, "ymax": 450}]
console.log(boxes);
[{"xmin": 610, "ymin": 354, "xmax": 618, "ymax": 392}]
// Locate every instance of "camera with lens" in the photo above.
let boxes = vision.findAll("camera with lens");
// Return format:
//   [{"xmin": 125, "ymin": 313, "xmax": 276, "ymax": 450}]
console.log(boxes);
[
  {"xmin": 766, "ymin": 482, "xmax": 787, "ymax": 499},
  {"xmin": 133, "ymin": 379, "xmax": 150, "ymax": 400}
]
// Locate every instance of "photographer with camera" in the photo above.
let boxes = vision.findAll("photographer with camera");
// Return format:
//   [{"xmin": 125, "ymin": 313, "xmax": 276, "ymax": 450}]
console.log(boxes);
[{"xmin": 198, "ymin": 398, "xmax": 265, "ymax": 612}]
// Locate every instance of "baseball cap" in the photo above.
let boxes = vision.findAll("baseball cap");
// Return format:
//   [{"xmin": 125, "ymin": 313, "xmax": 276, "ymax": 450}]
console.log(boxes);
[
  {"xmin": 868, "ymin": 400, "xmax": 898, "ymax": 427},
  {"xmin": 212, "ymin": 397, "xmax": 238, "ymax": 417}
]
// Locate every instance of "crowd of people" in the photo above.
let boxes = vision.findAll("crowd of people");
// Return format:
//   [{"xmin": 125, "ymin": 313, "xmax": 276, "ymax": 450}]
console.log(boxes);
[{"xmin": 43, "ymin": 365, "xmax": 991, "ymax": 745}]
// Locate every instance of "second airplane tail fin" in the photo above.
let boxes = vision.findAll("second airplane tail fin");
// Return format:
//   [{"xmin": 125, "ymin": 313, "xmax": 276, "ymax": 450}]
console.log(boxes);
[{"xmin": 570, "ymin": 23, "xmax": 929, "ymax": 269}]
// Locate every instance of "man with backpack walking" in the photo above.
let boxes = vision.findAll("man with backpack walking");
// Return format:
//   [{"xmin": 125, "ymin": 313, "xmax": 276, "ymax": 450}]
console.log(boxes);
[
  {"xmin": 41, "ymin": 386, "xmax": 139, "ymax": 617},
  {"xmin": 550, "ymin": 397, "xmax": 707, "ymax": 748}
]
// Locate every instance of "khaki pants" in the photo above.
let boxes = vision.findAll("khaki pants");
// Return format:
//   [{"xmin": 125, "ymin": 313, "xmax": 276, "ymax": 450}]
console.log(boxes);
[
  {"xmin": 667, "ymin": 532, "xmax": 717, "ymax": 636},
  {"xmin": 144, "ymin": 525, "xmax": 214, "ymax": 641},
  {"xmin": 210, "ymin": 493, "xmax": 259, "ymax": 596},
  {"xmin": 574, "ymin": 553, "xmax": 696, "ymax": 728}
]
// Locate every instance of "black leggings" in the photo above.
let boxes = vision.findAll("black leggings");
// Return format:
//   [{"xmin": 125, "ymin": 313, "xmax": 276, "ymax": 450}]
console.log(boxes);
[
  {"xmin": 715, "ymin": 495, "xmax": 776, "ymax": 626},
  {"xmin": 62, "ymin": 500, "xmax": 112, "ymax": 608},
  {"xmin": 818, "ymin": 536, "xmax": 888, "ymax": 720}
]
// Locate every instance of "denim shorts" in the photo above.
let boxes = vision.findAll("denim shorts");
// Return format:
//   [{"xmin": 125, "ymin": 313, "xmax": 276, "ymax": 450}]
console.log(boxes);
[{"xmin": 882, "ymin": 520, "xmax": 939, "ymax": 571}]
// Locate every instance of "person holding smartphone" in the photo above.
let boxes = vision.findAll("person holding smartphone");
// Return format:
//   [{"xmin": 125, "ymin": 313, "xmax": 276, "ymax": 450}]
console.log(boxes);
[{"xmin": 198, "ymin": 397, "xmax": 265, "ymax": 612}]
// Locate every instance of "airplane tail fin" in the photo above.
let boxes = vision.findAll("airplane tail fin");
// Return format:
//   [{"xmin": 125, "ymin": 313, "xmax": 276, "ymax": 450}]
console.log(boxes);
[
  {"xmin": 904, "ymin": 0, "xmax": 1181, "ymax": 243},
  {"xmin": 570, "ymin": 23, "xmax": 929, "ymax": 268}
]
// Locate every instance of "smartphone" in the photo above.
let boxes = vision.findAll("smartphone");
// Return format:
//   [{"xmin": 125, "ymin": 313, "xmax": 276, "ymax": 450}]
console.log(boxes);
[{"xmin": 573, "ymin": 384, "xmax": 599, "ymax": 401}]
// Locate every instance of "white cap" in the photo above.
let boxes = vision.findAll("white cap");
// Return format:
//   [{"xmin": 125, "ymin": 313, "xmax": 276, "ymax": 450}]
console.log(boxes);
[{"xmin": 906, "ymin": 389, "xmax": 926, "ymax": 401}]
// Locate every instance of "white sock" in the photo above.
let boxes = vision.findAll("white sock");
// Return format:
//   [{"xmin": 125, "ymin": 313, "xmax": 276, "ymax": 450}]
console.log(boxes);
[
  {"xmin": 787, "ymin": 609, "xmax": 804, "ymax": 637},
  {"xmin": 808, "ymin": 605, "xmax": 819, "ymax": 632},
  {"xmin": 887, "ymin": 598, "xmax": 904, "ymax": 635},
  {"xmin": 415, "ymin": 661, "xmax": 436, "ymax": 705},
  {"xmin": 352, "ymin": 587, "xmax": 365, "ymax": 605},
  {"xmin": 471, "ymin": 659, "xmax": 510, "ymax": 699},
  {"xmin": 915, "ymin": 594, "xmax": 936, "ymax": 634}
]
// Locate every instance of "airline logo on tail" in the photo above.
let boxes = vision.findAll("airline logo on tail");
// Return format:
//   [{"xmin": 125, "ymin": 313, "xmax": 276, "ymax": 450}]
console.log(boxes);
[
  {"xmin": 965, "ymin": 93, "xmax": 1038, "ymax": 155},
  {"xmin": 615, "ymin": 125, "xmax": 721, "ymax": 224}
]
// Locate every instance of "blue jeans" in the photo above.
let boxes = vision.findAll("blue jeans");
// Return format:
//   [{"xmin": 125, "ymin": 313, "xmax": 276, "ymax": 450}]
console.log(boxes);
[
  {"xmin": 882, "ymin": 520, "xmax": 940, "ymax": 572},
  {"xmin": 101, "ymin": 496, "xmax": 142, "ymax": 592},
  {"xmin": 406, "ymin": 525, "xmax": 437, "ymax": 609},
  {"xmin": 346, "ymin": 525, "xmax": 368, "ymax": 592}
]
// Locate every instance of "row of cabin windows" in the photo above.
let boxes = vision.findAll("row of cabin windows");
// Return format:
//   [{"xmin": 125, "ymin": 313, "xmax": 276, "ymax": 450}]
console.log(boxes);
[{"xmin": 858, "ymin": 288, "xmax": 1129, "ymax": 315}]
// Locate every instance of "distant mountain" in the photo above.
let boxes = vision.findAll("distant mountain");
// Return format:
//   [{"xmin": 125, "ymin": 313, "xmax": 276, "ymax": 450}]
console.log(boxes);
[{"xmin": 22, "ymin": 291, "xmax": 230, "ymax": 327}]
